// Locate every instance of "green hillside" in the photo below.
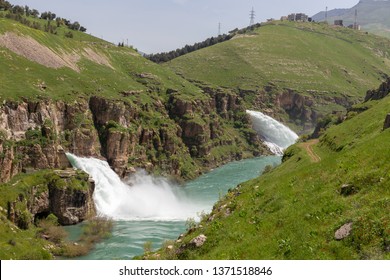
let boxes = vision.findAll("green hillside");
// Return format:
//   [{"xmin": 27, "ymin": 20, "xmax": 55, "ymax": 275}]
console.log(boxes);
[
  {"xmin": 0, "ymin": 14, "xmax": 203, "ymax": 103},
  {"xmin": 154, "ymin": 93, "xmax": 390, "ymax": 260},
  {"xmin": 165, "ymin": 21, "xmax": 390, "ymax": 131}
]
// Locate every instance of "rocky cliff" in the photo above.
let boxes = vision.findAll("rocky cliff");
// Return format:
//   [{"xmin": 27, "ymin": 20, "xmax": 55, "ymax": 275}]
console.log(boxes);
[{"xmin": 0, "ymin": 88, "xmax": 264, "ymax": 184}]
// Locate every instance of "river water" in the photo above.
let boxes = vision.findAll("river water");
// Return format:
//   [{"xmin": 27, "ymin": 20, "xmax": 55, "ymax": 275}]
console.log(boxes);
[
  {"xmin": 65, "ymin": 156, "xmax": 281, "ymax": 260},
  {"xmin": 65, "ymin": 110, "xmax": 298, "ymax": 260}
]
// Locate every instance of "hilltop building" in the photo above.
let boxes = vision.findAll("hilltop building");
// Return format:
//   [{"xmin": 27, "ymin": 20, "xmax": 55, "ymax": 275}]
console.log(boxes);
[
  {"xmin": 348, "ymin": 23, "xmax": 361, "ymax": 30},
  {"xmin": 334, "ymin": 20, "xmax": 344, "ymax": 26},
  {"xmin": 287, "ymin": 13, "xmax": 309, "ymax": 22}
]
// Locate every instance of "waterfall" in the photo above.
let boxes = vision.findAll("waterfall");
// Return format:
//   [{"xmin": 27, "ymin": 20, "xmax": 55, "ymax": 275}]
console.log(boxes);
[
  {"xmin": 246, "ymin": 110, "xmax": 299, "ymax": 155},
  {"xmin": 66, "ymin": 153, "xmax": 204, "ymax": 221}
]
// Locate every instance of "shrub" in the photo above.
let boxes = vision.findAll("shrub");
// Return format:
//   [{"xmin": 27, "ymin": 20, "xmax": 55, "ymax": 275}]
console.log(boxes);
[
  {"xmin": 80, "ymin": 216, "xmax": 113, "ymax": 245},
  {"xmin": 262, "ymin": 165, "xmax": 274, "ymax": 174},
  {"xmin": 38, "ymin": 217, "xmax": 68, "ymax": 244},
  {"xmin": 62, "ymin": 243, "xmax": 91, "ymax": 258}
]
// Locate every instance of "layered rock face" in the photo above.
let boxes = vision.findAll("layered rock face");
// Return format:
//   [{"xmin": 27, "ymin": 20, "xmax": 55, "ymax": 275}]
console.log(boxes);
[
  {"xmin": 0, "ymin": 89, "xmax": 263, "ymax": 183},
  {"xmin": 0, "ymin": 100, "xmax": 99, "ymax": 182}
]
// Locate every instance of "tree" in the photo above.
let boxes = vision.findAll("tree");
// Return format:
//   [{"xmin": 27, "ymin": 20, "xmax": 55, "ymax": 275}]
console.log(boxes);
[
  {"xmin": 24, "ymin": 5, "xmax": 30, "ymax": 16},
  {"xmin": 40, "ymin": 11, "xmax": 56, "ymax": 21},
  {"xmin": 40, "ymin": 11, "xmax": 48, "ymax": 20},
  {"xmin": 49, "ymin": 12, "xmax": 56, "ymax": 21},
  {"xmin": 0, "ymin": 0, "xmax": 12, "ymax": 11},
  {"xmin": 79, "ymin": 26, "xmax": 87, "ymax": 32},
  {"xmin": 12, "ymin": 5, "xmax": 24, "ymax": 15},
  {"xmin": 73, "ymin": 21, "xmax": 81, "ymax": 30},
  {"xmin": 31, "ymin": 9, "xmax": 39, "ymax": 18}
]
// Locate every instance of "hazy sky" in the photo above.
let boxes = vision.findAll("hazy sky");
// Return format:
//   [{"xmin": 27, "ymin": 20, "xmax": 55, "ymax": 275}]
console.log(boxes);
[{"xmin": 10, "ymin": 0, "xmax": 359, "ymax": 53}]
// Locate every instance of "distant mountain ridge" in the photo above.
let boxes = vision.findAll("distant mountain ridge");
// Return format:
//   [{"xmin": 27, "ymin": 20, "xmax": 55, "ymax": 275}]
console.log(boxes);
[{"xmin": 312, "ymin": 0, "xmax": 390, "ymax": 38}]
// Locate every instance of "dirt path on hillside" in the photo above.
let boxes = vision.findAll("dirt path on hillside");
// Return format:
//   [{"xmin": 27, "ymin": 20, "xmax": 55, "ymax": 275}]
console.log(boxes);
[{"xmin": 299, "ymin": 139, "xmax": 321, "ymax": 163}]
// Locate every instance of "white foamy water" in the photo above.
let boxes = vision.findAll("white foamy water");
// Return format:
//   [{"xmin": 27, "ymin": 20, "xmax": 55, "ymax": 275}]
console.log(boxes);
[
  {"xmin": 66, "ymin": 153, "xmax": 205, "ymax": 221},
  {"xmin": 246, "ymin": 110, "xmax": 299, "ymax": 155}
]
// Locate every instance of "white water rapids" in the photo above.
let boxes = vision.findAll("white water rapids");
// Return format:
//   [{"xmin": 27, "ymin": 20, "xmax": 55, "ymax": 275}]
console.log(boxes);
[
  {"xmin": 66, "ymin": 153, "xmax": 205, "ymax": 221},
  {"xmin": 246, "ymin": 110, "xmax": 299, "ymax": 155}
]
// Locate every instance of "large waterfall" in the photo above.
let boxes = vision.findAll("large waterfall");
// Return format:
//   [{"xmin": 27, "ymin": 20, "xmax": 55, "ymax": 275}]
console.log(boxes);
[
  {"xmin": 66, "ymin": 153, "xmax": 205, "ymax": 221},
  {"xmin": 246, "ymin": 110, "xmax": 299, "ymax": 155}
]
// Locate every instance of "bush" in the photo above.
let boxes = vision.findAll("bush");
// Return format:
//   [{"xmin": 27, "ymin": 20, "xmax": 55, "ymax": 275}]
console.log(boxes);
[
  {"xmin": 62, "ymin": 243, "xmax": 90, "ymax": 258},
  {"xmin": 80, "ymin": 216, "xmax": 113, "ymax": 244},
  {"xmin": 262, "ymin": 165, "xmax": 274, "ymax": 175},
  {"xmin": 38, "ymin": 218, "xmax": 68, "ymax": 244}
]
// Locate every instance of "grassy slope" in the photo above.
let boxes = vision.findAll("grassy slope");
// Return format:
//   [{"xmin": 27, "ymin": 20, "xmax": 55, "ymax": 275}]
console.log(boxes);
[
  {"xmin": 165, "ymin": 21, "xmax": 390, "ymax": 112},
  {"xmin": 161, "ymin": 95, "xmax": 390, "ymax": 260},
  {"xmin": 0, "ymin": 15, "xmax": 204, "ymax": 103}
]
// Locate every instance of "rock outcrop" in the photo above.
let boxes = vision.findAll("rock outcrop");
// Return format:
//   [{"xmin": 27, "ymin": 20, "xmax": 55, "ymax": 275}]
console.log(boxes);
[
  {"xmin": 6, "ymin": 169, "xmax": 95, "ymax": 227},
  {"xmin": 189, "ymin": 234, "xmax": 207, "ymax": 248},
  {"xmin": 365, "ymin": 77, "xmax": 390, "ymax": 101}
]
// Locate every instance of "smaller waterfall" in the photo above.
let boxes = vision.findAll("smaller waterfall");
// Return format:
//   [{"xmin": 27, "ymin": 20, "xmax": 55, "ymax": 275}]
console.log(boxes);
[{"xmin": 246, "ymin": 110, "xmax": 299, "ymax": 155}]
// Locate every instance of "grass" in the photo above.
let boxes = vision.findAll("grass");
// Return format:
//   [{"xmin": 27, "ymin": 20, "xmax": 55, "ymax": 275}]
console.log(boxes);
[
  {"xmin": 154, "ymin": 95, "xmax": 390, "ymax": 260},
  {"xmin": 0, "ymin": 212, "xmax": 53, "ymax": 260}
]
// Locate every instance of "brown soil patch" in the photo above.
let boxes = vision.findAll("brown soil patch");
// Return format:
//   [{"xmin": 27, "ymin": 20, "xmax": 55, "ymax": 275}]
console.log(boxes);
[
  {"xmin": 0, "ymin": 32, "xmax": 113, "ymax": 72},
  {"xmin": 299, "ymin": 139, "xmax": 321, "ymax": 163},
  {"xmin": 0, "ymin": 32, "xmax": 80, "ymax": 71},
  {"xmin": 83, "ymin": 47, "xmax": 113, "ymax": 69}
]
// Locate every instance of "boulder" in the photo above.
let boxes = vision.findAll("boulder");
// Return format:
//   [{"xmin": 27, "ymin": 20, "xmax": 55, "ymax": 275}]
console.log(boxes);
[
  {"xmin": 335, "ymin": 222, "xmax": 353, "ymax": 240},
  {"xmin": 190, "ymin": 234, "xmax": 207, "ymax": 248}
]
